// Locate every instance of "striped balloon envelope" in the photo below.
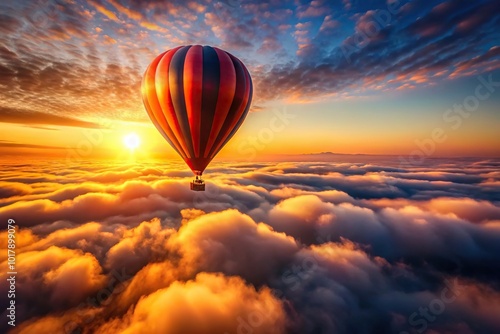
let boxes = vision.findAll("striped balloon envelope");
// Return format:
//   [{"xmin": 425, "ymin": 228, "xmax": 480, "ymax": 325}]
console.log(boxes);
[{"xmin": 141, "ymin": 45, "xmax": 253, "ymax": 191}]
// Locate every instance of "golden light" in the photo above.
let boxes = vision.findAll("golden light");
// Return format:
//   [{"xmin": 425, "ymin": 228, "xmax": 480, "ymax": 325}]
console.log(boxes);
[{"xmin": 123, "ymin": 133, "xmax": 140, "ymax": 151}]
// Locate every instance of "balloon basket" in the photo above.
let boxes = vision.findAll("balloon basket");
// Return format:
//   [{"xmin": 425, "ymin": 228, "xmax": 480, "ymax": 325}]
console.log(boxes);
[{"xmin": 190, "ymin": 176, "xmax": 205, "ymax": 191}]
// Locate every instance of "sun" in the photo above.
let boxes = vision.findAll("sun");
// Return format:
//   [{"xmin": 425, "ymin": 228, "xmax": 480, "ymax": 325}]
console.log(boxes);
[{"xmin": 123, "ymin": 133, "xmax": 140, "ymax": 151}]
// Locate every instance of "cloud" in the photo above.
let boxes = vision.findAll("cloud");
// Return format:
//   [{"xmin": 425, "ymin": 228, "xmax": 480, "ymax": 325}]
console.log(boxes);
[
  {"xmin": 0, "ymin": 107, "xmax": 102, "ymax": 128},
  {"xmin": 88, "ymin": 0, "xmax": 120, "ymax": 22},
  {"xmin": 105, "ymin": 218, "xmax": 174, "ymax": 273},
  {"xmin": 1, "ymin": 0, "xmax": 498, "ymax": 128},
  {"xmin": 96, "ymin": 273, "xmax": 286, "ymax": 334},
  {"xmin": 0, "ymin": 179, "xmax": 194, "ymax": 226},
  {"xmin": 267, "ymin": 193, "xmax": 500, "ymax": 280},
  {"xmin": 0, "ymin": 246, "xmax": 107, "ymax": 324},
  {"xmin": 2, "ymin": 157, "xmax": 500, "ymax": 333},
  {"xmin": 255, "ymin": 0, "xmax": 500, "ymax": 100},
  {"xmin": 168, "ymin": 208, "xmax": 299, "ymax": 284},
  {"xmin": 419, "ymin": 197, "xmax": 500, "ymax": 223},
  {"xmin": 296, "ymin": 0, "xmax": 330, "ymax": 18},
  {"xmin": 273, "ymin": 241, "xmax": 500, "ymax": 334}
]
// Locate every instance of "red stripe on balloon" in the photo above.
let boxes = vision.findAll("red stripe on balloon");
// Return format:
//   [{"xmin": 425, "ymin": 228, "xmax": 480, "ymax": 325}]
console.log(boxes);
[
  {"xmin": 142, "ymin": 51, "xmax": 187, "ymax": 159},
  {"xmin": 209, "ymin": 56, "xmax": 252, "ymax": 158},
  {"xmin": 183, "ymin": 45, "xmax": 203, "ymax": 157},
  {"xmin": 203, "ymin": 47, "xmax": 236, "ymax": 158},
  {"xmin": 207, "ymin": 53, "xmax": 248, "ymax": 158},
  {"xmin": 155, "ymin": 46, "xmax": 191, "ymax": 158}
]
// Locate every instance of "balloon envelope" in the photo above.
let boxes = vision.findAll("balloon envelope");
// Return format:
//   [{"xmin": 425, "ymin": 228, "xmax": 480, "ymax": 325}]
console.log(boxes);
[{"xmin": 141, "ymin": 45, "xmax": 253, "ymax": 175}]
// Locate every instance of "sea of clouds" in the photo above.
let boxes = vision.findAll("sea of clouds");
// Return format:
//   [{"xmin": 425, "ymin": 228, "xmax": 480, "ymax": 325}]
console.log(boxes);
[{"xmin": 1, "ymin": 157, "xmax": 499, "ymax": 334}]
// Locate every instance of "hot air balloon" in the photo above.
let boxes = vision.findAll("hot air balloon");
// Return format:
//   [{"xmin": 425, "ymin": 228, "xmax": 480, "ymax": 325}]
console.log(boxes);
[{"xmin": 141, "ymin": 45, "xmax": 253, "ymax": 191}]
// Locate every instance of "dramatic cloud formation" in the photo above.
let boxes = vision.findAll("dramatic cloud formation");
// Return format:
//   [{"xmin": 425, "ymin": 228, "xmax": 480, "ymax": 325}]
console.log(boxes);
[
  {"xmin": 1, "ymin": 156, "xmax": 499, "ymax": 333},
  {"xmin": 1, "ymin": 0, "xmax": 499, "ymax": 124}
]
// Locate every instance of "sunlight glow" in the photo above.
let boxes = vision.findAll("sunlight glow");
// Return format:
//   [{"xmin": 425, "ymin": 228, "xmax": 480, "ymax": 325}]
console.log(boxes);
[{"xmin": 123, "ymin": 133, "xmax": 140, "ymax": 151}]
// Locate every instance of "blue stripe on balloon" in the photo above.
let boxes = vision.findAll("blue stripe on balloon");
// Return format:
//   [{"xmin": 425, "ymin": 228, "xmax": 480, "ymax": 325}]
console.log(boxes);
[{"xmin": 199, "ymin": 46, "xmax": 220, "ymax": 158}]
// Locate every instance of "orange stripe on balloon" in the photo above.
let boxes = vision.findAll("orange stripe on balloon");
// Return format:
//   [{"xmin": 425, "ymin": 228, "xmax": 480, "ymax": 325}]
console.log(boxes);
[
  {"xmin": 203, "ymin": 47, "xmax": 236, "ymax": 158},
  {"xmin": 142, "ymin": 51, "xmax": 187, "ymax": 159},
  {"xmin": 141, "ymin": 52, "xmax": 165, "ymax": 130},
  {"xmin": 183, "ymin": 45, "xmax": 203, "ymax": 157},
  {"xmin": 142, "ymin": 87, "xmax": 185, "ymax": 159},
  {"xmin": 155, "ymin": 46, "xmax": 192, "ymax": 158}
]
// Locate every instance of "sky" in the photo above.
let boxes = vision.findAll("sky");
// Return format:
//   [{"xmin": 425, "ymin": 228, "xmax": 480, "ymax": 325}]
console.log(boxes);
[{"xmin": 0, "ymin": 0, "xmax": 499, "ymax": 159}]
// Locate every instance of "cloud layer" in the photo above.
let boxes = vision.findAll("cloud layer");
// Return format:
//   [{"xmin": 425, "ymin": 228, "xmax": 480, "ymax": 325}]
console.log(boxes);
[{"xmin": 1, "ymin": 156, "xmax": 500, "ymax": 333}]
